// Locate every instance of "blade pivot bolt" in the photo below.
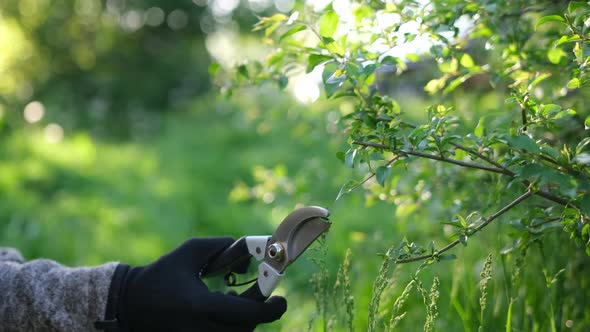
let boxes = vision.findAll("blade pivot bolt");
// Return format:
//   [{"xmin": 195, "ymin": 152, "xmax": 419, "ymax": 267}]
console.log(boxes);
[{"xmin": 267, "ymin": 243, "xmax": 285, "ymax": 261}]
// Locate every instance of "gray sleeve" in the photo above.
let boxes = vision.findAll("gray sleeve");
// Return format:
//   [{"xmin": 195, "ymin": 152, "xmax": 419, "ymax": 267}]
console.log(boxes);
[{"xmin": 0, "ymin": 247, "xmax": 118, "ymax": 332}]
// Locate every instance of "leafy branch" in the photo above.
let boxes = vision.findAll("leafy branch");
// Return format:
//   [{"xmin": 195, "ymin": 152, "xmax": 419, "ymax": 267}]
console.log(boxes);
[
  {"xmin": 352, "ymin": 140, "xmax": 571, "ymax": 207},
  {"xmin": 353, "ymin": 140, "xmax": 511, "ymax": 175},
  {"xmin": 343, "ymin": 155, "xmax": 401, "ymax": 194},
  {"xmin": 392, "ymin": 189, "xmax": 535, "ymax": 264}
]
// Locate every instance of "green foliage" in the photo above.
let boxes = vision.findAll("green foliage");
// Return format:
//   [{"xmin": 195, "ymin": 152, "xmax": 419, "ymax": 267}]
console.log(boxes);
[
  {"xmin": 211, "ymin": 0, "xmax": 590, "ymax": 330},
  {"xmin": 1, "ymin": 0, "xmax": 590, "ymax": 331},
  {"xmin": 0, "ymin": 1, "xmax": 212, "ymax": 137}
]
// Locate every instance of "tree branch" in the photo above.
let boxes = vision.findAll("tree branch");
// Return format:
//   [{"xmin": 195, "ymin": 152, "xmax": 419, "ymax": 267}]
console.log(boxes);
[
  {"xmin": 352, "ymin": 140, "xmax": 572, "ymax": 207},
  {"xmin": 394, "ymin": 189, "xmax": 535, "ymax": 264},
  {"xmin": 353, "ymin": 141, "xmax": 511, "ymax": 175},
  {"xmin": 400, "ymin": 120, "xmax": 511, "ymax": 171}
]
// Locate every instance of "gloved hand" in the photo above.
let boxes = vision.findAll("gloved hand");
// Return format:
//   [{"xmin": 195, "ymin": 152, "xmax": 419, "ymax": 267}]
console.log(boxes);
[{"xmin": 95, "ymin": 237, "xmax": 287, "ymax": 332}]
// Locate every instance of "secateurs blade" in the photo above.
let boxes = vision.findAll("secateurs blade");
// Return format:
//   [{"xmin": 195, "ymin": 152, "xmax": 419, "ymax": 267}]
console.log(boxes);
[{"xmin": 200, "ymin": 206, "xmax": 331, "ymax": 301}]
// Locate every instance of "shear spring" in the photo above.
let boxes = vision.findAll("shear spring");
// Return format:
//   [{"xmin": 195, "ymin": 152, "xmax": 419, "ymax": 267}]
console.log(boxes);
[{"xmin": 224, "ymin": 272, "xmax": 258, "ymax": 287}]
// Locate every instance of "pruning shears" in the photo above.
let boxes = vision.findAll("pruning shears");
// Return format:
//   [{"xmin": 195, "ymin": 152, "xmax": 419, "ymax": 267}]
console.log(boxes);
[{"xmin": 200, "ymin": 206, "xmax": 331, "ymax": 301}]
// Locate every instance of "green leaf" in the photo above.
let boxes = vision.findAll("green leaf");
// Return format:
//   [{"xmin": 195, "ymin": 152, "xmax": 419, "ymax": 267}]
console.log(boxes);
[
  {"xmin": 460, "ymin": 53, "xmax": 475, "ymax": 68},
  {"xmin": 567, "ymin": 78, "xmax": 580, "ymax": 89},
  {"xmin": 585, "ymin": 115, "xmax": 590, "ymax": 130},
  {"xmin": 574, "ymin": 42, "xmax": 583, "ymax": 63},
  {"xmin": 307, "ymin": 54, "xmax": 333, "ymax": 72},
  {"xmin": 319, "ymin": 11, "xmax": 339, "ymax": 38},
  {"xmin": 405, "ymin": 53, "xmax": 420, "ymax": 62},
  {"xmin": 376, "ymin": 165, "xmax": 392, "ymax": 187},
  {"xmin": 208, "ymin": 63, "xmax": 220, "ymax": 76},
  {"xmin": 556, "ymin": 34, "xmax": 582, "ymax": 46},
  {"xmin": 325, "ymin": 80, "xmax": 343, "ymax": 98},
  {"xmin": 443, "ymin": 74, "xmax": 471, "ymax": 95},
  {"xmin": 253, "ymin": 13, "xmax": 288, "ymax": 32},
  {"xmin": 517, "ymin": 164, "xmax": 578, "ymax": 197},
  {"xmin": 574, "ymin": 153, "xmax": 590, "ymax": 165},
  {"xmin": 474, "ymin": 117, "xmax": 485, "ymax": 138},
  {"xmin": 266, "ymin": 49, "xmax": 285, "ymax": 66},
  {"xmin": 380, "ymin": 55, "xmax": 398, "ymax": 65},
  {"xmin": 535, "ymin": 15, "xmax": 566, "ymax": 30},
  {"xmin": 459, "ymin": 234, "xmax": 468, "ymax": 246},
  {"xmin": 457, "ymin": 214, "xmax": 467, "ymax": 227},
  {"xmin": 277, "ymin": 75, "xmax": 288, "ymax": 90},
  {"xmin": 438, "ymin": 58, "xmax": 458, "ymax": 73},
  {"xmin": 278, "ymin": 25, "xmax": 306, "ymax": 42},
  {"xmin": 507, "ymin": 135, "xmax": 541, "ymax": 154},
  {"xmin": 336, "ymin": 180, "xmax": 359, "ymax": 201},
  {"xmin": 237, "ymin": 64, "xmax": 249, "ymax": 79},
  {"xmin": 529, "ymin": 73, "xmax": 551, "ymax": 88},
  {"xmin": 345, "ymin": 149, "xmax": 357, "ymax": 168},
  {"xmin": 568, "ymin": 1, "xmax": 588, "ymax": 13},
  {"xmin": 579, "ymin": 195, "xmax": 590, "ymax": 218},
  {"xmin": 547, "ymin": 48, "xmax": 567, "ymax": 64},
  {"xmin": 539, "ymin": 104, "xmax": 562, "ymax": 118},
  {"xmin": 321, "ymin": 37, "xmax": 345, "ymax": 56},
  {"xmin": 554, "ymin": 109, "xmax": 576, "ymax": 119},
  {"xmin": 576, "ymin": 137, "xmax": 590, "ymax": 154},
  {"xmin": 441, "ymin": 221, "xmax": 463, "ymax": 228}
]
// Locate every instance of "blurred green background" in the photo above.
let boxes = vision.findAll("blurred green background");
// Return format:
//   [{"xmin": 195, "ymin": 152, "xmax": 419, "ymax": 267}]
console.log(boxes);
[{"xmin": 1, "ymin": 1, "xmax": 588, "ymax": 331}]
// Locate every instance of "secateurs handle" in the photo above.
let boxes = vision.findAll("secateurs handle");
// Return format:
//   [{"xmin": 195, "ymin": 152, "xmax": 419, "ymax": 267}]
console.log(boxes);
[
  {"xmin": 200, "ymin": 236, "xmax": 252, "ymax": 277},
  {"xmin": 201, "ymin": 236, "xmax": 278, "ymax": 302}
]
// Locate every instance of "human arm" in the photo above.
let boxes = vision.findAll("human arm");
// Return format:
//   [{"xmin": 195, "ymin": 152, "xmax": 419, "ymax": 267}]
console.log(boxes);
[
  {"xmin": 0, "ymin": 237, "xmax": 287, "ymax": 332},
  {"xmin": 96, "ymin": 237, "xmax": 287, "ymax": 332},
  {"xmin": 0, "ymin": 247, "xmax": 117, "ymax": 332}
]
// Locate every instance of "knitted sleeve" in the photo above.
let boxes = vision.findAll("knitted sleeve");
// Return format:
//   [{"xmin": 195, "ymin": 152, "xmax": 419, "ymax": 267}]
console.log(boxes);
[{"xmin": 0, "ymin": 247, "xmax": 117, "ymax": 332}]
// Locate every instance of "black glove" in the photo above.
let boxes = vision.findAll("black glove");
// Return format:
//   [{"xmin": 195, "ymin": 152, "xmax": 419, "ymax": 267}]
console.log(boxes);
[{"xmin": 94, "ymin": 237, "xmax": 287, "ymax": 332}]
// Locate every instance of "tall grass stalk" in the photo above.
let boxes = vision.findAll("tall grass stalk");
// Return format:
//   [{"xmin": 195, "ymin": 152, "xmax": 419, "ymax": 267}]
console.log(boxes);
[
  {"xmin": 414, "ymin": 275, "xmax": 440, "ymax": 332},
  {"xmin": 333, "ymin": 248, "xmax": 355, "ymax": 332},
  {"xmin": 425, "ymin": 277, "xmax": 440, "ymax": 332},
  {"xmin": 367, "ymin": 247, "xmax": 395, "ymax": 332},
  {"xmin": 478, "ymin": 254, "xmax": 493, "ymax": 331},
  {"xmin": 309, "ymin": 235, "xmax": 329, "ymax": 331},
  {"xmin": 387, "ymin": 279, "xmax": 416, "ymax": 331}
]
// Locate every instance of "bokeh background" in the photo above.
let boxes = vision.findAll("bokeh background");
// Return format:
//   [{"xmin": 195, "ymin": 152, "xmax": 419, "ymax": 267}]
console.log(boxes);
[{"xmin": 1, "ymin": 1, "xmax": 588, "ymax": 331}]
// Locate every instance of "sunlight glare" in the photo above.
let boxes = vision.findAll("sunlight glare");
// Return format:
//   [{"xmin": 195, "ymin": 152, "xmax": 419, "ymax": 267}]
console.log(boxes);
[
  {"xmin": 291, "ymin": 70, "xmax": 320, "ymax": 104},
  {"xmin": 205, "ymin": 30, "xmax": 240, "ymax": 67},
  {"xmin": 211, "ymin": 0, "xmax": 240, "ymax": 18},
  {"xmin": 122, "ymin": 10, "xmax": 144, "ymax": 32},
  {"xmin": 274, "ymin": 0, "xmax": 295, "ymax": 13},
  {"xmin": 44, "ymin": 123, "xmax": 64, "ymax": 144},
  {"xmin": 248, "ymin": 0, "xmax": 272, "ymax": 12},
  {"xmin": 167, "ymin": 9, "xmax": 188, "ymax": 30},
  {"xmin": 23, "ymin": 101, "xmax": 45, "ymax": 123},
  {"xmin": 145, "ymin": 7, "xmax": 165, "ymax": 27}
]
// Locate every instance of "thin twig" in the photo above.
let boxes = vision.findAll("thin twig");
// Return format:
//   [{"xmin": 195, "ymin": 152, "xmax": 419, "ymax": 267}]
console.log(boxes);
[
  {"xmin": 401, "ymin": 120, "xmax": 509, "ymax": 171},
  {"xmin": 352, "ymin": 140, "xmax": 571, "ymax": 207},
  {"xmin": 353, "ymin": 141, "xmax": 511, "ymax": 175},
  {"xmin": 449, "ymin": 141, "xmax": 509, "ymax": 171},
  {"xmin": 346, "ymin": 155, "xmax": 400, "ymax": 193},
  {"xmin": 394, "ymin": 189, "xmax": 535, "ymax": 264}
]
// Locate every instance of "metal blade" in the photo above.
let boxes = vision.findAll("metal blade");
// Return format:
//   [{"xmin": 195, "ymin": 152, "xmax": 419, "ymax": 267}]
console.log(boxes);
[{"xmin": 266, "ymin": 206, "xmax": 331, "ymax": 272}]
